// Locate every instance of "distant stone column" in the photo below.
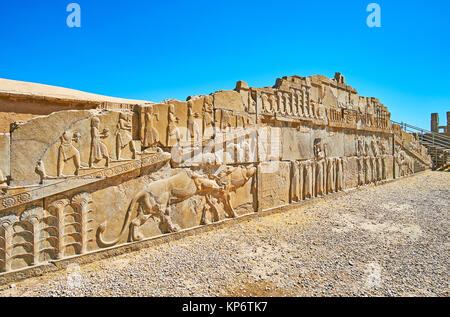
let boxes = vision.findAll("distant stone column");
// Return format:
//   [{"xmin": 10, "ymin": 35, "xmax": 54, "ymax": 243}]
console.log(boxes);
[
  {"xmin": 431, "ymin": 113, "xmax": 439, "ymax": 132},
  {"xmin": 447, "ymin": 112, "xmax": 450, "ymax": 133}
]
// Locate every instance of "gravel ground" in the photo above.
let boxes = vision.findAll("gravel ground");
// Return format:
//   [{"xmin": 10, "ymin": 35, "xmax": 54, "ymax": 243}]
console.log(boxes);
[{"xmin": 0, "ymin": 171, "xmax": 448, "ymax": 297}]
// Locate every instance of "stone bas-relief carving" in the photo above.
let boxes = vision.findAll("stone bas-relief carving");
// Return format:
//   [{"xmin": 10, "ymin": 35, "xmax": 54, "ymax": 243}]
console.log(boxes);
[
  {"xmin": 58, "ymin": 131, "xmax": 82, "ymax": 177},
  {"xmin": 354, "ymin": 137, "xmax": 391, "ymax": 186},
  {"xmin": 0, "ymin": 73, "xmax": 431, "ymax": 275},
  {"xmin": 97, "ymin": 165, "xmax": 256, "ymax": 246},
  {"xmin": 89, "ymin": 117, "xmax": 110, "ymax": 168},
  {"xmin": 116, "ymin": 113, "xmax": 136, "ymax": 160},
  {"xmin": 0, "ymin": 193, "xmax": 93, "ymax": 272}
]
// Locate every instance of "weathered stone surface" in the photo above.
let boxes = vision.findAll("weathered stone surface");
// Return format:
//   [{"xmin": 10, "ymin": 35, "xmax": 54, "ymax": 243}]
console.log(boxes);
[
  {"xmin": 10, "ymin": 110, "xmax": 94, "ymax": 186},
  {"xmin": 0, "ymin": 73, "xmax": 432, "ymax": 277},
  {"xmin": 258, "ymin": 161, "xmax": 291, "ymax": 211},
  {"xmin": 0, "ymin": 133, "xmax": 10, "ymax": 179},
  {"xmin": 213, "ymin": 90, "xmax": 245, "ymax": 112}
]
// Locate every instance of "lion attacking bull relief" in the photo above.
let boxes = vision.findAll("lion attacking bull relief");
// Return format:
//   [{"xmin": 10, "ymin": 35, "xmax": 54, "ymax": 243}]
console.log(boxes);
[{"xmin": 97, "ymin": 165, "xmax": 256, "ymax": 247}]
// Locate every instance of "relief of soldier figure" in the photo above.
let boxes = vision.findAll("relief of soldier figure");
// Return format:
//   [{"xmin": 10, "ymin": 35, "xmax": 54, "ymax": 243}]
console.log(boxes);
[
  {"xmin": 116, "ymin": 113, "xmax": 136, "ymax": 160},
  {"xmin": 89, "ymin": 116, "xmax": 110, "ymax": 168}
]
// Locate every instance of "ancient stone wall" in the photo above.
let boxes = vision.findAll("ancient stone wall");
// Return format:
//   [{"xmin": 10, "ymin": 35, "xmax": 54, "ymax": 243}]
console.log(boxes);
[{"xmin": 0, "ymin": 73, "xmax": 431, "ymax": 275}]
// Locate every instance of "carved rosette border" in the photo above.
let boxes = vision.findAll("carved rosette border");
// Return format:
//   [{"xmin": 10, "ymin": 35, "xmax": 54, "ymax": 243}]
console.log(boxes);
[{"xmin": 1, "ymin": 193, "xmax": 31, "ymax": 210}]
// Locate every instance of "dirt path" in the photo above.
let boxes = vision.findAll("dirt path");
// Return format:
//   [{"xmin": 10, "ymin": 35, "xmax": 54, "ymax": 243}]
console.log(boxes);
[{"xmin": 1, "ymin": 171, "xmax": 448, "ymax": 297}]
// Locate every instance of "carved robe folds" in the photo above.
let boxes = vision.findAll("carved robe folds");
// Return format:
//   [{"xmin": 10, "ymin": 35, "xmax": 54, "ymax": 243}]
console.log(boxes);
[
  {"xmin": 315, "ymin": 160, "xmax": 325, "ymax": 196},
  {"xmin": 291, "ymin": 161, "xmax": 301, "ymax": 202}
]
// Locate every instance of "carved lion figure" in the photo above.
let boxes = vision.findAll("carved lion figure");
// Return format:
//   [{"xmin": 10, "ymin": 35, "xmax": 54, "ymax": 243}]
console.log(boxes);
[{"xmin": 97, "ymin": 165, "xmax": 256, "ymax": 247}]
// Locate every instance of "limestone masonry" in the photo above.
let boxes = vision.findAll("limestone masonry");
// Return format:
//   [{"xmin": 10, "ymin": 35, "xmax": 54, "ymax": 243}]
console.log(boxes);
[{"xmin": 0, "ymin": 73, "xmax": 431, "ymax": 276}]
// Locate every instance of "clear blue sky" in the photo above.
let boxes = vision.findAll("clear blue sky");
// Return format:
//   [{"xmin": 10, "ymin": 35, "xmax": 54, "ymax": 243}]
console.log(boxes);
[{"xmin": 1, "ymin": 0, "xmax": 449, "ymax": 130}]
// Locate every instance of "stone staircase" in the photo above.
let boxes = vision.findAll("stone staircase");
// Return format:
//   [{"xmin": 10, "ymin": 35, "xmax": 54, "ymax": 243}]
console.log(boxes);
[{"xmin": 393, "ymin": 121, "xmax": 450, "ymax": 171}]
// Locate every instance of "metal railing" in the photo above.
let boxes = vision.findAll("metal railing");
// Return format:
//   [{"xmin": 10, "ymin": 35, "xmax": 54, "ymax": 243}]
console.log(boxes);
[{"xmin": 392, "ymin": 120, "xmax": 450, "ymax": 169}]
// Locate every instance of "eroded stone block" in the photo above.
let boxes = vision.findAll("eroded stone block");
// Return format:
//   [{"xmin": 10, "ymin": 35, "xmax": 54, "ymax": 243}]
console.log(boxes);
[
  {"xmin": 0, "ymin": 134, "xmax": 10, "ymax": 180},
  {"xmin": 0, "ymin": 73, "xmax": 432, "ymax": 278}
]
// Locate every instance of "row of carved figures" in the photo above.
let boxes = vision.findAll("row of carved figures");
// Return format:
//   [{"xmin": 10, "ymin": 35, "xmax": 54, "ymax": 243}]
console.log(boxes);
[
  {"xmin": 37, "ymin": 115, "xmax": 138, "ymax": 182},
  {"xmin": 141, "ymin": 99, "xmax": 219, "ymax": 148},
  {"xmin": 357, "ymin": 137, "xmax": 389, "ymax": 157},
  {"xmin": 258, "ymin": 88, "xmax": 390, "ymax": 131},
  {"xmin": 357, "ymin": 155, "xmax": 389, "ymax": 186},
  {"xmin": 290, "ymin": 157, "xmax": 345, "ymax": 202},
  {"xmin": 329, "ymin": 108, "xmax": 390, "ymax": 130},
  {"xmin": 0, "ymin": 192, "xmax": 93, "ymax": 273},
  {"xmin": 162, "ymin": 103, "xmax": 256, "ymax": 147},
  {"xmin": 260, "ymin": 88, "xmax": 322, "ymax": 119}
]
